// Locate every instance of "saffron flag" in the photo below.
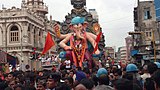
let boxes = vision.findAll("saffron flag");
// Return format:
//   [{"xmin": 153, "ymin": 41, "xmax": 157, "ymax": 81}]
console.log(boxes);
[
  {"xmin": 93, "ymin": 32, "xmax": 102, "ymax": 54},
  {"xmin": 42, "ymin": 32, "xmax": 55, "ymax": 54}
]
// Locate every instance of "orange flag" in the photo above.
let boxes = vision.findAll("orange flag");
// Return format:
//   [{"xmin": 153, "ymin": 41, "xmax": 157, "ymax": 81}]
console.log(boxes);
[{"xmin": 41, "ymin": 32, "xmax": 55, "ymax": 54}]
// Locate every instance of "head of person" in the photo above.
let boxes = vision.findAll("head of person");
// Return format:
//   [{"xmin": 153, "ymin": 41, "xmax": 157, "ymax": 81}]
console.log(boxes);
[
  {"xmin": 12, "ymin": 67, "xmax": 16, "ymax": 72},
  {"xmin": 147, "ymin": 62, "xmax": 158, "ymax": 75},
  {"xmin": 113, "ymin": 69, "xmax": 122, "ymax": 80},
  {"xmin": 144, "ymin": 78, "xmax": 156, "ymax": 90},
  {"xmin": 36, "ymin": 79, "xmax": 46, "ymax": 90},
  {"xmin": 142, "ymin": 64, "xmax": 149, "ymax": 73},
  {"xmin": 76, "ymin": 66, "xmax": 82, "ymax": 71},
  {"xmin": 75, "ymin": 71, "xmax": 86, "ymax": 82},
  {"xmin": 8, "ymin": 72, "xmax": 14, "ymax": 81},
  {"xmin": 96, "ymin": 68, "xmax": 108, "ymax": 78},
  {"xmin": 14, "ymin": 84, "xmax": 24, "ymax": 90},
  {"xmin": 96, "ymin": 68, "xmax": 109, "ymax": 85},
  {"xmin": 38, "ymin": 71, "xmax": 43, "ymax": 76},
  {"xmin": 111, "ymin": 65, "xmax": 118, "ymax": 72},
  {"xmin": 64, "ymin": 77, "xmax": 74, "ymax": 88},
  {"xmin": 80, "ymin": 79, "xmax": 94, "ymax": 90},
  {"xmin": 69, "ymin": 70, "xmax": 74, "ymax": 77},
  {"xmin": 126, "ymin": 64, "xmax": 138, "ymax": 73},
  {"xmin": 152, "ymin": 70, "xmax": 160, "ymax": 89},
  {"xmin": 74, "ymin": 84, "xmax": 87, "ymax": 90},
  {"xmin": 9, "ymin": 80, "xmax": 17, "ymax": 90},
  {"xmin": 47, "ymin": 73, "xmax": 61, "ymax": 89},
  {"xmin": 113, "ymin": 78, "xmax": 141, "ymax": 90}
]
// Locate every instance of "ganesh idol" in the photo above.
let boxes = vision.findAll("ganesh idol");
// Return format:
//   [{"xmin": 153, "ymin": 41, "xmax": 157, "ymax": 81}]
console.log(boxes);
[{"xmin": 54, "ymin": 16, "xmax": 102, "ymax": 68}]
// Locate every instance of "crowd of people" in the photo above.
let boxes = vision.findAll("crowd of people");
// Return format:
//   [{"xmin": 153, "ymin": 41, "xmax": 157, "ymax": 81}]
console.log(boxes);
[{"xmin": 0, "ymin": 59, "xmax": 160, "ymax": 90}]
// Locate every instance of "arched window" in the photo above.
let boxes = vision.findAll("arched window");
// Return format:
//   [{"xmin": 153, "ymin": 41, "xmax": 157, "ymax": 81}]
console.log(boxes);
[{"xmin": 10, "ymin": 26, "xmax": 19, "ymax": 43}]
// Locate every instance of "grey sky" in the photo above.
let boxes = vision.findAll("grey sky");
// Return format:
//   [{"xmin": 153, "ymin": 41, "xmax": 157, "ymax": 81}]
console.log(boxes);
[{"xmin": 1, "ymin": 0, "xmax": 140, "ymax": 50}]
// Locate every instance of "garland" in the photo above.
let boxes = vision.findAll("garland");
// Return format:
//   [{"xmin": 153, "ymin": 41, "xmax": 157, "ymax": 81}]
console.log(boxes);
[{"xmin": 72, "ymin": 40, "xmax": 85, "ymax": 62}]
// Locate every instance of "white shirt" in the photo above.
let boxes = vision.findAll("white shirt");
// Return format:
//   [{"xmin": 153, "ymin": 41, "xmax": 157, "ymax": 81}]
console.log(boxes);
[
  {"xmin": 65, "ymin": 60, "xmax": 71, "ymax": 68},
  {"xmin": 141, "ymin": 73, "xmax": 151, "ymax": 81}
]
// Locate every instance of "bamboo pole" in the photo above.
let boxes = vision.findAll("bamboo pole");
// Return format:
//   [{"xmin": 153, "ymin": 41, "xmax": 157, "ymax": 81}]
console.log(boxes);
[{"xmin": 152, "ymin": 30, "xmax": 156, "ymax": 62}]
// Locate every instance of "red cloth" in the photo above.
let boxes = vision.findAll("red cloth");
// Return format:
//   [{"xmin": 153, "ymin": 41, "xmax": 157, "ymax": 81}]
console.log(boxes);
[
  {"xmin": 41, "ymin": 32, "xmax": 55, "ymax": 54},
  {"xmin": 93, "ymin": 32, "xmax": 102, "ymax": 54}
]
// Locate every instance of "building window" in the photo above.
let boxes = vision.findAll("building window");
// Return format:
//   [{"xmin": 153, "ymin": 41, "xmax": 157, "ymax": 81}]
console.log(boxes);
[
  {"xmin": 146, "ymin": 32, "xmax": 149, "ymax": 37},
  {"xmin": 149, "ymin": 32, "xmax": 152, "ymax": 37},
  {"xmin": 144, "ymin": 8, "xmax": 151, "ymax": 20},
  {"xmin": 10, "ymin": 26, "xmax": 19, "ymax": 43},
  {"xmin": 28, "ymin": 26, "xmax": 31, "ymax": 43}
]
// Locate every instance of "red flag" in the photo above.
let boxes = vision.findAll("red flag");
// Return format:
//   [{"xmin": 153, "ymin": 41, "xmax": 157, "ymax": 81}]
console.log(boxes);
[
  {"xmin": 93, "ymin": 32, "xmax": 102, "ymax": 54},
  {"xmin": 42, "ymin": 32, "xmax": 55, "ymax": 54}
]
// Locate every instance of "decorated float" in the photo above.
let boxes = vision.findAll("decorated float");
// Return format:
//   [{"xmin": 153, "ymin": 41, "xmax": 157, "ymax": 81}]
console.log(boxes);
[{"xmin": 53, "ymin": 0, "xmax": 105, "ymax": 68}]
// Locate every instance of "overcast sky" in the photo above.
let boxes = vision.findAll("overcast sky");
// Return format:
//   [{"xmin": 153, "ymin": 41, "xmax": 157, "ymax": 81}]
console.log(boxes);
[{"xmin": 1, "ymin": 0, "xmax": 143, "ymax": 50}]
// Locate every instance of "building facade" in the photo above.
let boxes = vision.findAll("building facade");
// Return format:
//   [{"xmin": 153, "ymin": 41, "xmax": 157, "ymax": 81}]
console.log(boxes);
[
  {"xmin": 125, "ymin": 36, "xmax": 133, "ymax": 61},
  {"xmin": 154, "ymin": 0, "xmax": 160, "ymax": 21},
  {"xmin": 89, "ymin": 9, "xmax": 98, "ymax": 21},
  {"xmin": 0, "ymin": 0, "xmax": 54, "ymax": 70},
  {"xmin": 104, "ymin": 47, "xmax": 115, "ymax": 60},
  {"xmin": 129, "ymin": 0, "xmax": 160, "ymax": 62},
  {"xmin": 118, "ymin": 46, "xmax": 127, "ymax": 61}
]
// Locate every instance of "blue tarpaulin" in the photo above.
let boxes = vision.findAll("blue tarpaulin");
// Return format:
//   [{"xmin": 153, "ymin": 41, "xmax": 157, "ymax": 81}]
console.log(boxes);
[{"xmin": 131, "ymin": 50, "xmax": 139, "ymax": 56}]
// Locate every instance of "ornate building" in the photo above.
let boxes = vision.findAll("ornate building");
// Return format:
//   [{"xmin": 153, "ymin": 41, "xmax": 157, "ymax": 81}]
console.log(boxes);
[{"xmin": 0, "ymin": 0, "xmax": 53, "ymax": 70}]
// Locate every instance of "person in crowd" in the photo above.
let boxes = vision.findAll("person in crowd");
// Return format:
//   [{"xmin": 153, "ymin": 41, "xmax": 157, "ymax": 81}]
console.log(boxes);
[
  {"xmin": 152, "ymin": 70, "xmax": 160, "ymax": 90},
  {"xmin": 56, "ymin": 83, "xmax": 70, "ymax": 90},
  {"xmin": 91, "ymin": 74, "xmax": 98, "ymax": 86},
  {"xmin": 52, "ymin": 65, "xmax": 57, "ymax": 72},
  {"xmin": 68, "ymin": 70, "xmax": 76, "ymax": 81},
  {"xmin": 143, "ymin": 78, "xmax": 156, "ymax": 90},
  {"xmin": 79, "ymin": 78, "xmax": 94, "ymax": 90},
  {"xmin": 82, "ymin": 59, "xmax": 88, "ymax": 69},
  {"xmin": 64, "ymin": 59, "xmax": 71, "ymax": 70},
  {"xmin": 7, "ymin": 72, "xmax": 15, "ymax": 82},
  {"xmin": 14, "ymin": 84, "xmax": 25, "ymax": 90},
  {"xmin": 83, "ymin": 68, "xmax": 90, "ymax": 79},
  {"xmin": 141, "ymin": 64, "xmax": 151, "ymax": 81},
  {"xmin": 0, "ymin": 70, "xmax": 4, "ymax": 81},
  {"xmin": 36, "ymin": 79, "xmax": 46, "ymax": 90},
  {"xmin": 94, "ymin": 68, "xmax": 114, "ymax": 90},
  {"xmin": 147, "ymin": 62, "xmax": 158, "ymax": 76},
  {"xmin": 74, "ymin": 84, "xmax": 87, "ymax": 90},
  {"xmin": 64, "ymin": 77, "xmax": 74, "ymax": 89},
  {"xmin": 46, "ymin": 73, "xmax": 61, "ymax": 90},
  {"xmin": 5, "ymin": 80, "xmax": 16, "ymax": 90},
  {"xmin": 0, "ymin": 74, "xmax": 9, "ymax": 90},
  {"xmin": 113, "ymin": 78, "xmax": 141, "ymax": 90},
  {"xmin": 74, "ymin": 69, "xmax": 86, "ymax": 87},
  {"xmin": 123, "ymin": 63, "xmax": 143, "ymax": 88},
  {"xmin": 113, "ymin": 69, "xmax": 122, "ymax": 80},
  {"xmin": 111, "ymin": 65, "xmax": 118, "ymax": 74}
]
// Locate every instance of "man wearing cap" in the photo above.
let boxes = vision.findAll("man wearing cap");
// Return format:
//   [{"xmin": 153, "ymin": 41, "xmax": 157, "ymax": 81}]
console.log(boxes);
[
  {"xmin": 94, "ymin": 68, "xmax": 114, "ymax": 90},
  {"xmin": 123, "ymin": 64, "xmax": 143, "ymax": 89},
  {"xmin": 46, "ymin": 73, "xmax": 61, "ymax": 90}
]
